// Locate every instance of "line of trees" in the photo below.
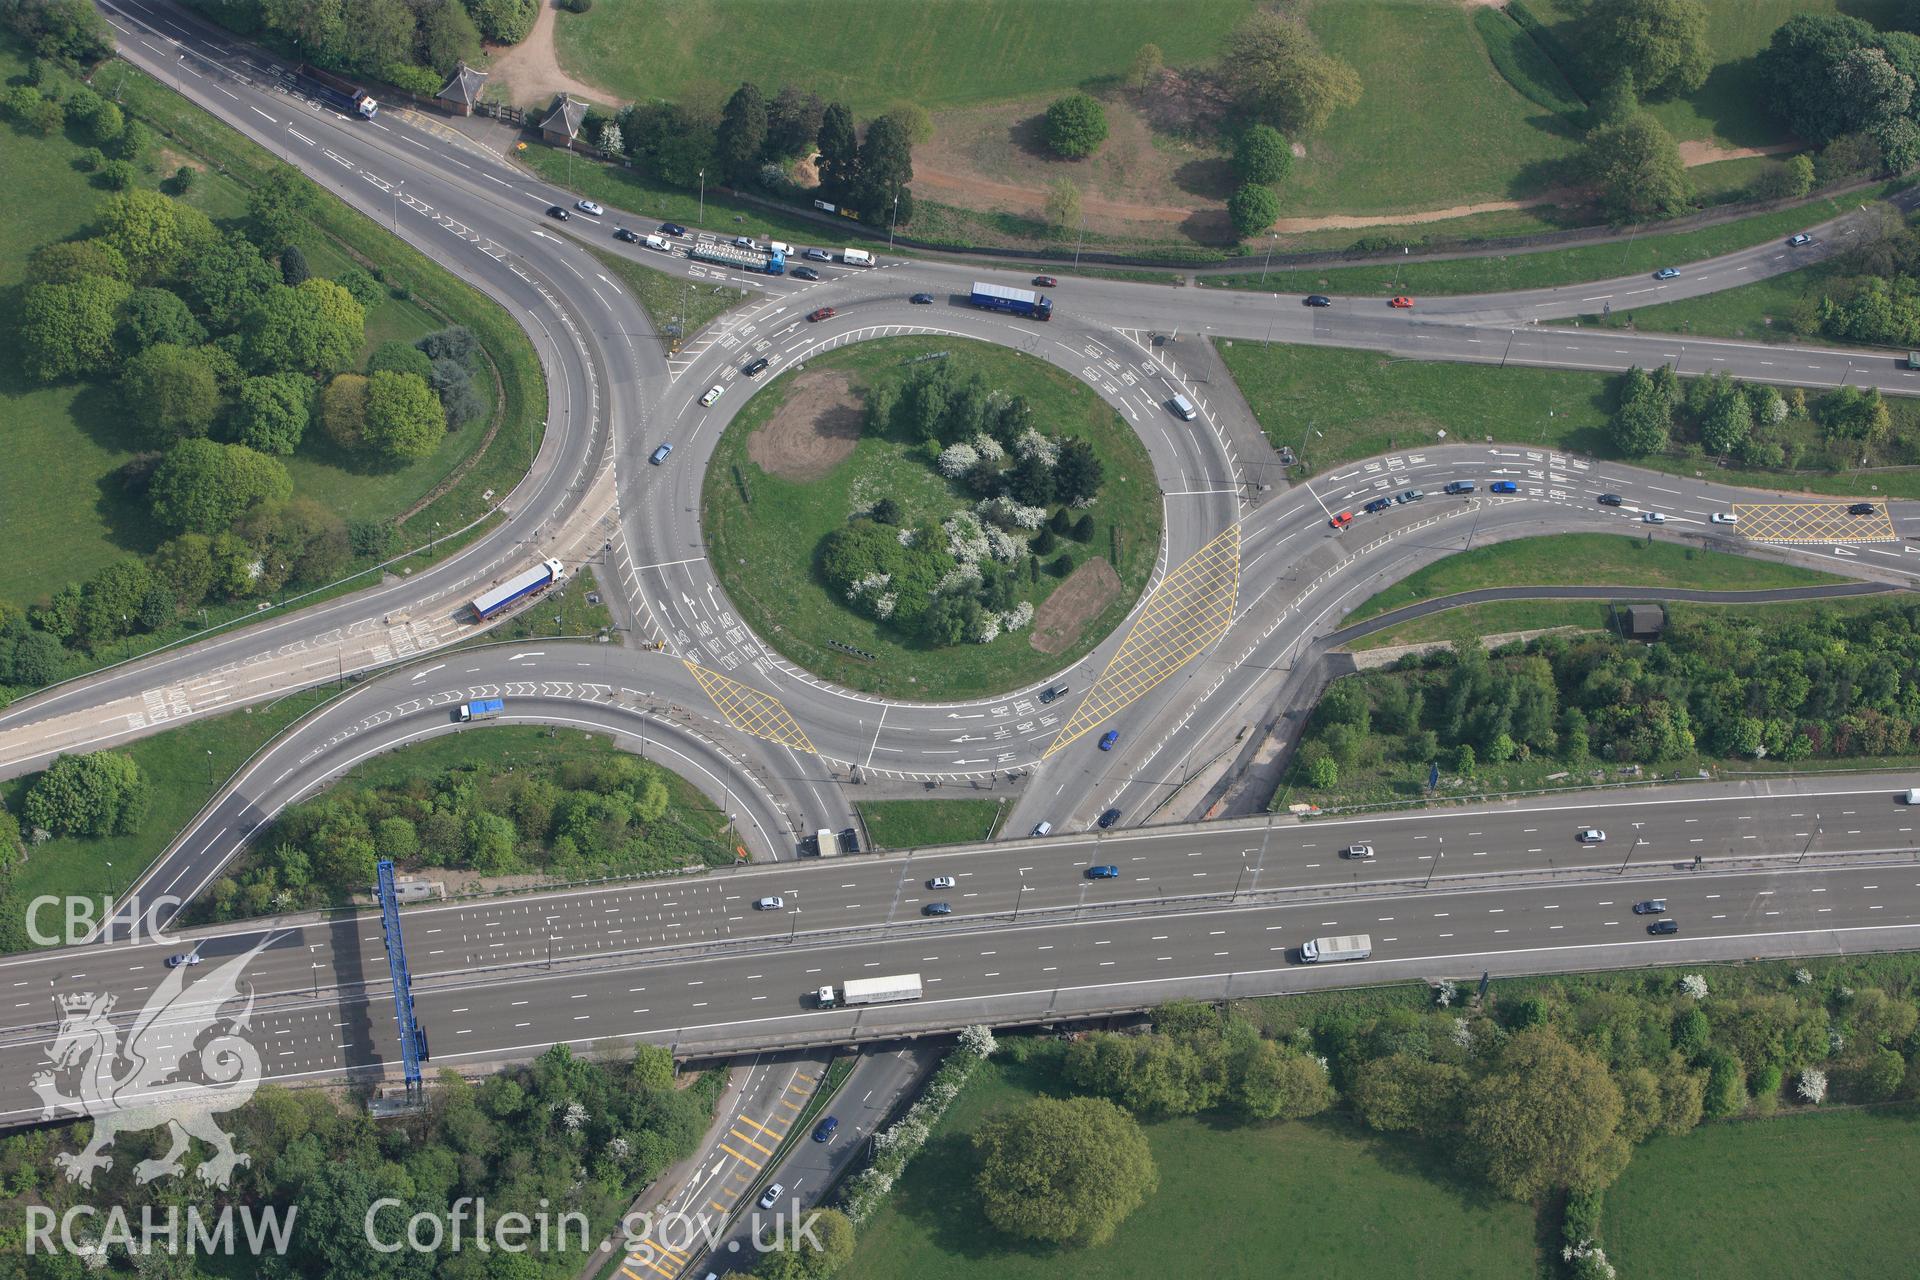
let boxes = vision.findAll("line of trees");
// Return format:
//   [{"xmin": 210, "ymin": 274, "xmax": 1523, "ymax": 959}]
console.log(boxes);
[
  {"xmin": 0, "ymin": 1044, "xmax": 722, "ymax": 1280},
  {"xmin": 200, "ymin": 739, "xmax": 730, "ymax": 924},
  {"xmin": 180, "ymin": 0, "xmax": 534, "ymax": 98},
  {"xmin": 600, "ymin": 81, "xmax": 917, "ymax": 229},
  {"xmin": 1607, "ymin": 362, "xmax": 1894, "ymax": 471},
  {"xmin": 1295, "ymin": 598, "xmax": 1920, "ymax": 799}
]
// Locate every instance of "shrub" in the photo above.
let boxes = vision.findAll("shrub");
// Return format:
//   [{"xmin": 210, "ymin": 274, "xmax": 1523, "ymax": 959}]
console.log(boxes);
[
  {"xmin": 1235, "ymin": 124, "xmax": 1293, "ymax": 185},
  {"xmin": 1044, "ymin": 92, "xmax": 1108, "ymax": 159},
  {"xmin": 1227, "ymin": 182, "xmax": 1280, "ymax": 238}
]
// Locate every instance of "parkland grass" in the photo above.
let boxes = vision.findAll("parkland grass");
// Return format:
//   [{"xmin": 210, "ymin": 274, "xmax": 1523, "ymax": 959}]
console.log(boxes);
[
  {"xmin": 702, "ymin": 337, "xmax": 1161, "ymax": 699},
  {"xmin": 845, "ymin": 1047, "xmax": 1538, "ymax": 1280},
  {"xmin": 552, "ymin": 0, "xmax": 1258, "ymax": 118},
  {"xmin": 1344, "ymin": 533, "xmax": 1843, "ymax": 625},
  {"xmin": 1605, "ymin": 1105, "xmax": 1920, "ymax": 1279},
  {"xmin": 856, "ymin": 798, "xmax": 1006, "ymax": 850}
]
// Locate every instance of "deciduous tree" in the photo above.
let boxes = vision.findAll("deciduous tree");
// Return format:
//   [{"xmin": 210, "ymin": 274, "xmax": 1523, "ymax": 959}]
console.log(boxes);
[{"xmin": 974, "ymin": 1096, "xmax": 1157, "ymax": 1247}]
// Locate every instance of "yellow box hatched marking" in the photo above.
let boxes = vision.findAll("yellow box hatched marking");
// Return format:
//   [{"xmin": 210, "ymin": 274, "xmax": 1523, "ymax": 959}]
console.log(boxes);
[
  {"xmin": 716, "ymin": 1143, "xmax": 761, "ymax": 1169},
  {"xmin": 683, "ymin": 660, "xmax": 818, "ymax": 753},
  {"xmin": 1047, "ymin": 523, "xmax": 1240, "ymax": 756},
  {"xmin": 1730, "ymin": 502, "xmax": 1897, "ymax": 544}
]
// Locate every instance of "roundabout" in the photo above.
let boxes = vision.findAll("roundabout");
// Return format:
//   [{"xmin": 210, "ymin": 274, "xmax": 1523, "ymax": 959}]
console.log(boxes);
[{"xmin": 700, "ymin": 336, "xmax": 1164, "ymax": 699}]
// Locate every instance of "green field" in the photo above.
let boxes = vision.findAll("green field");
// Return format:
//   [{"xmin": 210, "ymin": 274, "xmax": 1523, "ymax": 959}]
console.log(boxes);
[
  {"xmin": 1280, "ymin": 0, "xmax": 1578, "ymax": 217},
  {"xmin": 1606, "ymin": 1105, "xmax": 1920, "ymax": 1278},
  {"xmin": 857, "ymin": 798, "xmax": 1006, "ymax": 849},
  {"xmin": 1201, "ymin": 182, "xmax": 1897, "ymax": 298},
  {"xmin": 1216, "ymin": 338, "xmax": 1920, "ymax": 497},
  {"xmin": 847, "ymin": 1049, "xmax": 1539, "ymax": 1280},
  {"xmin": 1521, "ymin": 0, "xmax": 1908, "ymax": 149},
  {"xmin": 553, "ymin": 0, "xmax": 1257, "ymax": 118},
  {"xmin": 702, "ymin": 337, "xmax": 1161, "ymax": 699},
  {"xmin": 0, "ymin": 48, "xmax": 541, "ymax": 628},
  {"xmin": 585, "ymin": 245, "xmax": 749, "ymax": 345},
  {"xmin": 0, "ymin": 685, "xmax": 336, "ymax": 951},
  {"xmin": 1344, "ymin": 533, "xmax": 1843, "ymax": 624}
]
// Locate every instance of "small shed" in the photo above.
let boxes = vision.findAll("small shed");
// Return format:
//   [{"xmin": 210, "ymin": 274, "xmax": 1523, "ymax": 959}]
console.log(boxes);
[
  {"xmin": 437, "ymin": 62, "xmax": 488, "ymax": 117},
  {"xmin": 538, "ymin": 94, "xmax": 588, "ymax": 147},
  {"xmin": 1620, "ymin": 603, "xmax": 1667, "ymax": 641}
]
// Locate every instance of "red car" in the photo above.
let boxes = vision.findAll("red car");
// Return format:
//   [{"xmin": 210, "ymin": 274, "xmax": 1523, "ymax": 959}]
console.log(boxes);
[
  {"xmin": 807, "ymin": 307, "xmax": 836, "ymax": 322},
  {"xmin": 1329, "ymin": 510, "xmax": 1353, "ymax": 530},
  {"xmin": 1389, "ymin": 296, "xmax": 1414, "ymax": 309},
  {"xmin": 1032, "ymin": 275, "xmax": 1058, "ymax": 287}
]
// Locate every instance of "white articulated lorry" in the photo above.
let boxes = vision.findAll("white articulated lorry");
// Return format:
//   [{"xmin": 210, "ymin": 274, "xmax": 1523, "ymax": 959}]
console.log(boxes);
[
  {"xmin": 1299, "ymin": 934, "xmax": 1372, "ymax": 963},
  {"xmin": 816, "ymin": 973, "xmax": 922, "ymax": 1008}
]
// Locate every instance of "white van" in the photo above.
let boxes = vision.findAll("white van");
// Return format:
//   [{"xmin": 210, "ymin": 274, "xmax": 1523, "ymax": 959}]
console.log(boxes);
[
  {"xmin": 1169, "ymin": 394, "xmax": 1197, "ymax": 421},
  {"xmin": 842, "ymin": 248, "xmax": 874, "ymax": 267},
  {"xmin": 769, "ymin": 240, "xmax": 794, "ymax": 256},
  {"xmin": 1905, "ymin": 788, "xmax": 1920, "ymax": 804},
  {"xmin": 1031, "ymin": 820, "xmax": 1053, "ymax": 837},
  {"xmin": 644, "ymin": 234, "xmax": 671, "ymax": 251}
]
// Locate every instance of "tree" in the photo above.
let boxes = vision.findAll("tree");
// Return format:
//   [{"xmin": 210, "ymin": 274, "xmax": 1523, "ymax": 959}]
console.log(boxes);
[
  {"xmin": 318, "ymin": 373, "xmax": 371, "ymax": 450},
  {"xmin": 766, "ymin": 86, "xmax": 827, "ymax": 160},
  {"xmin": 1235, "ymin": 1041, "xmax": 1333, "ymax": 1120},
  {"xmin": 1219, "ymin": 10, "xmax": 1363, "ymax": 135},
  {"xmin": 363, "ymin": 370, "xmax": 447, "ymax": 461},
  {"xmin": 1581, "ymin": 112, "xmax": 1691, "ymax": 222},
  {"xmin": 181, "ymin": 229, "xmax": 279, "ymax": 331},
  {"xmin": 18, "ymin": 276, "xmax": 131, "ymax": 381},
  {"xmin": 856, "ymin": 113, "xmax": 915, "ymax": 227},
  {"xmin": 152, "ymin": 532, "xmax": 216, "ymax": 608},
  {"xmin": 7, "ymin": 0, "xmax": 114, "ymax": 64},
  {"xmin": 1758, "ymin": 14, "xmax": 1883, "ymax": 145},
  {"xmin": 1703, "ymin": 1050, "xmax": 1748, "ymax": 1116},
  {"xmin": 241, "ymin": 280, "xmax": 365, "ymax": 375},
  {"xmin": 1350, "ymin": 1054, "xmax": 1468, "ymax": 1137},
  {"xmin": 27, "ymin": 238, "xmax": 129, "ymax": 285},
  {"xmin": 120, "ymin": 343, "xmax": 221, "ymax": 445},
  {"xmin": 974, "ymin": 1096, "xmax": 1157, "ymax": 1247},
  {"xmin": 1126, "ymin": 42, "xmax": 1165, "ymax": 90},
  {"xmin": 99, "ymin": 188, "xmax": 212, "ymax": 282},
  {"xmin": 248, "ymin": 165, "xmax": 317, "ymax": 256},
  {"xmin": 597, "ymin": 120, "xmax": 623, "ymax": 157},
  {"xmin": 716, "ymin": 82, "xmax": 769, "ymax": 186},
  {"xmin": 886, "ymin": 101, "xmax": 934, "ymax": 146},
  {"xmin": 1305, "ymin": 755, "xmax": 1338, "ymax": 788},
  {"xmin": 756, "ymin": 1208, "xmax": 855, "ymax": 1280},
  {"xmin": 368, "ymin": 340, "xmax": 435, "ymax": 381},
  {"xmin": 1235, "ymin": 123, "xmax": 1293, "ymax": 185},
  {"xmin": 1043, "ymin": 178, "xmax": 1082, "ymax": 232},
  {"xmin": 1584, "ymin": 0, "xmax": 1712, "ymax": 100},
  {"xmin": 120, "ymin": 286, "xmax": 207, "ymax": 352},
  {"xmin": 468, "ymin": 0, "xmax": 537, "ymax": 43},
  {"xmin": 22, "ymin": 751, "xmax": 149, "ymax": 838},
  {"xmin": 1700, "ymin": 391, "xmax": 1753, "ymax": 455},
  {"xmin": 1227, "ymin": 183, "xmax": 1280, "ymax": 238},
  {"xmin": 149, "ymin": 439, "xmax": 293, "ymax": 535},
  {"xmin": 1044, "ymin": 92, "xmax": 1109, "ymax": 159},
  {"xmin": 1053, "ymin": 438, "xmax": 1104, "ymax": 505},
  {"xmin": 234, "ymin": 372, "xmax": 314, "ymax": 455},
  {"xmin": 815, "ymin": 102, "xmax": 859, "ymax": 205},
  {"xmin": 1611, "ymin": 392, "xmax": 1671, "ymax": 458},
  {"xmin": 1464, "ymin": 1029, "xmax": 1630, "ymax": 1199},
  {"xmin": 280, "ymin": 244, "xmax": 311, "ymax": 286},
  {"xmin": 419, "ymin": 0, "xmax": 481, "ymax": 73}
]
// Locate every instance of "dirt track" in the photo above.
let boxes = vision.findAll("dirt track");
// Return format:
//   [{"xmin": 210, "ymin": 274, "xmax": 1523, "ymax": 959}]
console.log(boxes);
[{"xmin": 485, "ymin": 1, "xmax": 611, "ymax": 108}]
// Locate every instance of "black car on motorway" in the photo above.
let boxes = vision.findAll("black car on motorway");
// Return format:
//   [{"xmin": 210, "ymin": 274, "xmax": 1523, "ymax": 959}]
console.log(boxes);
[
  {"xmin": 1647, "ymin": 919, "xmax": 1679, "ymax": 935},
  {"xmin": 1598, "ymin": 493, "xmax": 1624, "ymax": 506},
  {"xmin": 1304, "ymin": 294, "xmax": 1332, "ymax": 307},
  {"xmin": 791, "ymin": 266, "xmax": 820, "ymax": 280}
]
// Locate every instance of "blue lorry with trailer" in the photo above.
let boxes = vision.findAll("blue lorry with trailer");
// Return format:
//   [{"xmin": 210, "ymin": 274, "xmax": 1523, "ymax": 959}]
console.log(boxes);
[
  {"xmin": 969, "ymin": 281, "xmax": 1052, "ymax": 321},
  {"xmin": 457, "ymin": 698, "xmax": 504, "ymax": 723},
  {"xmin": 689, "ymin": 241, "xmax": 786, "ymax": 276},
  {"xmin": 468, "ymin": 558, "xmax": 564, "ymax": 622}
]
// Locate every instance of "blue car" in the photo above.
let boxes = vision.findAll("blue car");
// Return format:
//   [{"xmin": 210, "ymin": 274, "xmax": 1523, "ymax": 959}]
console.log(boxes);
[
  {"xmin": 1099, "ymin": 730, "xmax": 1119, "ymax": 751},
  {"xmin": 1490, "ymin": 480, "xmax": 1518, "ymax": 494},
  {"xmin": 813, "ymin": 1116, "xmax": 839, "ymax": 1143},
  {"xmin": 1363, "ymin": 497, "xmax": 1392, "ymax": 514},
  {"xmin": 1085, "ymin": 864, "xmax": 1120, "ymax": 879}
]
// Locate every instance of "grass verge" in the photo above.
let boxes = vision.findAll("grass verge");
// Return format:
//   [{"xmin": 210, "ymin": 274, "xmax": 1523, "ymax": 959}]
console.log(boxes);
[
  {"xmin": 1200, "ymin": 183, "xmax": 1896, "ymax": 298},
  {"xmin": 1348, "ymin": 599, "xmax": 1616, "ymax": 652},
  {"xmin": 845, "ymin": 1045, "xmax": 1538, "ymax": 1280},
  {"xmin": 1343, "ymin": 533, "xmax": 1844, "ymax": 624},
  {"xmin": 702, "ymin": 337, "xmax": 1161, "ymax": 699},
  {"xmin": 857, "ymin": 798, "xmax": 1007, "ymax": 849},
  {"xmin": 0, "ymin": 685, "xmax": 338, "ymax": 950},
  {"xmin": 481, "ymin": 567, "xmax": 615, "ymax": 643},
  {"xmin": 584, "ymin": 245, "xmax": 750, "ymax": 346}
]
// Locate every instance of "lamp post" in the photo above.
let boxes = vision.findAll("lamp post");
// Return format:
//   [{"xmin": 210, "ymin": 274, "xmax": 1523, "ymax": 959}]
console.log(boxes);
[
  {"xmin": 206, "ymin": 749, "xmax": 213, "ymax": 785},
  {"xmin": 1013, "ymin": 882, "xmax": 1033, "ymax": 921},
  {"xmin": 888, "ymin": 189, "xmax": 900, "ymax": 250},
  {"xmin": 392, "ymin": 180, "xmax": 403, "ymax": 232},
  {"xmin": 1259, "ymin": 231, "xmax": 1276, "ymax": 285},
  {"xmin": 1073, "ymin": 214, "xmax": 1086, "ymax": 268},
  {"xmin": 698, "ymin": 170, "xmax": 705, "ymax": 223}
]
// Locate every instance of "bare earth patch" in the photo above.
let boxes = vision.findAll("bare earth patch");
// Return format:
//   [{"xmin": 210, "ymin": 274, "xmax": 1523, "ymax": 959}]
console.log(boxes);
[
  {"xmin": 746, "ymin": 370, "xmax": 862, "ymax": 481},
  {"xmin": 1030, "ymin": 556, "xmax": 1121, "ymax": 655},
  {"xmin": 485, "ymin": 1, "xmax": 614, "ymax": 108}
]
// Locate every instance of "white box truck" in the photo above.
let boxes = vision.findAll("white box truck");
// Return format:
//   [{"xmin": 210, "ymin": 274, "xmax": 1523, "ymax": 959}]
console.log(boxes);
[
  {"xmin": 842, "ymin": 248, "xmax": 874, "ymax": 266},
  {"xmin": 814, "ymin": 827, "xmax": 838, "ymax": 856},
  {"xmin": 1905, "ymin": 788, "xmax": 1920, "ymax": 804},
  {"xmin": 1299, "ymin": 934, "xmax": 1372, "ymax": 963},
  {"xmin": 816, "ymin": 973, "xmax": 922, "ymax": 1008}
]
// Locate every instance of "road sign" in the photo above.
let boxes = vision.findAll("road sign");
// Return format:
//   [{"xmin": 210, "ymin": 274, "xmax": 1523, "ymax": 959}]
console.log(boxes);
[{"xmin": 1428, "ymin": 762, "xmax": 1440, "ymax": 791}]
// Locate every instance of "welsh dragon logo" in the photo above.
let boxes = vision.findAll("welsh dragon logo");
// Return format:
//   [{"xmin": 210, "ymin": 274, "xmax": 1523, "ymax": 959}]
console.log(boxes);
[{"xmin": 33, "ymin": 935, "xmax": 273, "ymax": 1189}]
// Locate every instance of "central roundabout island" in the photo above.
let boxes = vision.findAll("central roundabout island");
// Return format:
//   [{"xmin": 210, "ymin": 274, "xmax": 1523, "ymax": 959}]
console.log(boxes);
[{"xmin": 703, "ymin": 336, "xmax": 1164, "ymax": 699}]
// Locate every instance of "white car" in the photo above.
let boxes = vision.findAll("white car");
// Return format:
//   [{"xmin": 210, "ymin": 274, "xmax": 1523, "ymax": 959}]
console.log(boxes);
[
  {"xmin": 1576, "ymin": 828, "xmax": 1607, "ymax": 844},
  {"xmin": 1787, "ymin": 232, "xmax": 1813, "ymax": 247},
  {"xmin": 1711, "ymin": 512, "xmax": 1737, "ymax": 525},
  {"xmin": 699, "ymin": 384, "xmax": 724, "ymax": 407},
  {"xmin": 758, "ymin": 1183, "xmax": 784, "ymax": 1209},
  {"xmin": 753, "ymin": 896, "xmax": 784, "ymax": 910},
  {"xmin": 1642, "ymin": 511, "xmax": 1666, "ymax": 524},
  {"xmin": 166, "ymin": 953, "xmax": 201, "ymax": 968},
  {"xmin": 927, "ymin": 875, "xmax": 957, "ymax": 890},
  {"xmin": 1343, "ymin": 843, "xmax": 1375, "ymax": 859},
  {"xmin": 575, "ymin": 199, "xmax": 604, "ymax": 216}
]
